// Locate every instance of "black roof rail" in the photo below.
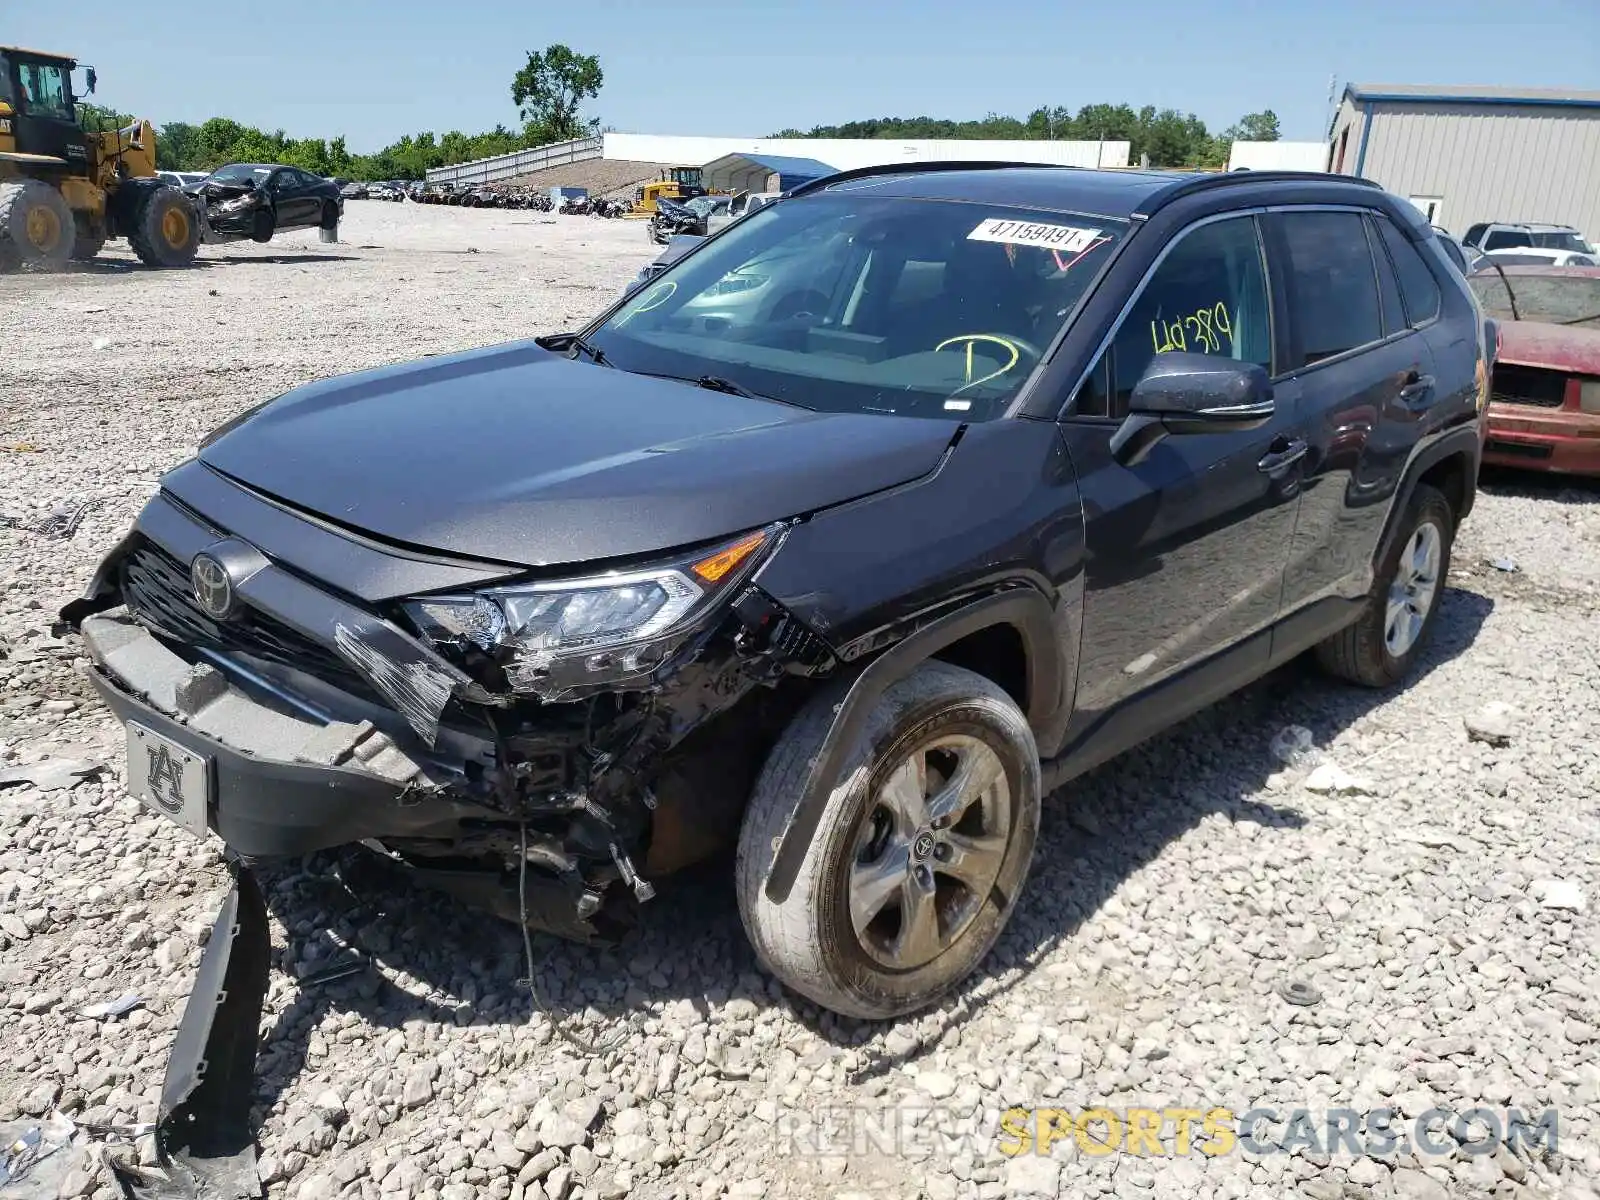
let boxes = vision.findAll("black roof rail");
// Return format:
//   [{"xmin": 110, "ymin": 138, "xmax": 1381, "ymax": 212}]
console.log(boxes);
[
  {"xmin": 784, "ymin": 159, "xmax": 1084, "ymax": 198},
  {"xmin": 1137, "ymin": 169, "xmax": 1383, "ymax": 216}
]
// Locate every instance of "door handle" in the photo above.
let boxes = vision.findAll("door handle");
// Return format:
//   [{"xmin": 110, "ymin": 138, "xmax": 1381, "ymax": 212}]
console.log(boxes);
[
  {"xmin": 1257, "ymin": 437, "xmax": 1308, "ymax": 475},
  {"xmin": 1399, "ymin": 371, "xmax": 1436, "ymax": 407}
]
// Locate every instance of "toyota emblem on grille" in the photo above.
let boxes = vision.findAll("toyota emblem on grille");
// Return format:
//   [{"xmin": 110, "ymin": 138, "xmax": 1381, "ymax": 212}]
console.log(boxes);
[{"xmin": 190, "ymin": 553, "xmax": 235, "ymax": 619}]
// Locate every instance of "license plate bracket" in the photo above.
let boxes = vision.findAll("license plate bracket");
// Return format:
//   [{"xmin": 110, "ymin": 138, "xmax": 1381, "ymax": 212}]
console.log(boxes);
[{"xmin": 127, "ymin": 722, "xmax": 212, "ymax": 839}]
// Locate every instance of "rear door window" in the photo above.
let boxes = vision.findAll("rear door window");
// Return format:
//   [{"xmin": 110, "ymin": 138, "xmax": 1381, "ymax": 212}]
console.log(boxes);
[
  {"xmin": 1276, "ymin": 211, "xmax": 1383, "ymax": 367},
  {"xmin": 1376, "ymin": 217, "xmax": 1443, "ymax": 326}
]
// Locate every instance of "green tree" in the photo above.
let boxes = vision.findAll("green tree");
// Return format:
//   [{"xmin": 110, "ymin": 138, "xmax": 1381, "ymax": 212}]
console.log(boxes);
[
  {"xmin": 155, "ymin": 120, "xmax": 199, "ymax": 170},
  {"xmin": 510, "ymin": 44, "xmax": 604, "ymax": 143},
  {"xmin": 76, "ymin": 102, "xmax": 134, "ymax": 131},
  {"xmin": 1225, "ymin": 110, "xmax": 1281, "ymax": 142}
]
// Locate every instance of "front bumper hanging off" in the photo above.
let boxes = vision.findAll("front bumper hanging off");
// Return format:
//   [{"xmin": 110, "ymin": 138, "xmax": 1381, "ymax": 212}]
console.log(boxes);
[{"xmin": 115, "ymin": 863, "xmax": 271, "ymax": 1200}]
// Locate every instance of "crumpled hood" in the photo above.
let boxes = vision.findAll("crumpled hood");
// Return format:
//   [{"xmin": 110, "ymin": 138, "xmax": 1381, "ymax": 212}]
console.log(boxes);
[{"xmin": 198, "ymin": 340, "xmax": 957, "ymax": 567}]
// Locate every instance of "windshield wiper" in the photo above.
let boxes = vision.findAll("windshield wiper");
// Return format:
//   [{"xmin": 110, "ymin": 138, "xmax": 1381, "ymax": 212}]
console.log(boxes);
[
  {"xmin": 695, "ymin": 375, "xmax": 757, "ymax": 398},
  {"xmin": 568, "ymin": 334, "xmax": 612, "ymax": 366}
]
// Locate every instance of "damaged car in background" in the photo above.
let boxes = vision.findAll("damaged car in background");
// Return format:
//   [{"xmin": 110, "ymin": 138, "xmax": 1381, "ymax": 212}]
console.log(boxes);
[
  {"xmin": 185, "ymin": 162, "xmax": 344, "ymax": 244},
  {"xmin": 1469, "ymin": 264, "xmax": 1600, "ymax": 475},
  {"xmin": 59, "ymin": 161, "xmax": 1489, "ymax": 1194}
]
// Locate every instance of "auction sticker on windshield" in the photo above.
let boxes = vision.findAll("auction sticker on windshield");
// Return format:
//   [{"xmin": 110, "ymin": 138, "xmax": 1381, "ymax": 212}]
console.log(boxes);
[{"xmin": 968, "ymin": 218, "xmax": 1103, "ymax": 252}]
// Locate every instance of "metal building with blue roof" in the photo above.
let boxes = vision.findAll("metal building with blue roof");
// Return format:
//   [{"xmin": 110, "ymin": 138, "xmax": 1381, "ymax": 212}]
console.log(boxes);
[{"xmin": 1327, "ymin": 83, "xmax": 1600, "ymax": 238}]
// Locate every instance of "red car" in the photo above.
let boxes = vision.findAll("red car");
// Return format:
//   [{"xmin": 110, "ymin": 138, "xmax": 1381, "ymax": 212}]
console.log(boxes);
[{"xmin": 1468, "ymin": 265, "xmax": 1600, "ymax": 475}]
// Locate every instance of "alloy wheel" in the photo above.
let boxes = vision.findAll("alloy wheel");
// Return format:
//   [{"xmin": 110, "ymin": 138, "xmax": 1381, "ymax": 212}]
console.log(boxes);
[
  {"xmin": 1385, "ymin": 520, "xmax": 1442, "ymax": 657},
  {"xmin": 848, "ymin": 734, "xmax": 1011, "ymax": 970}
]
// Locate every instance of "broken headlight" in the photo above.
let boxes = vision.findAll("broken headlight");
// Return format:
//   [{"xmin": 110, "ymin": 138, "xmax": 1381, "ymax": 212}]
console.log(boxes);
[{"xmin": 403, "ymin": 526, "xmax": 779, "ymax": 696}]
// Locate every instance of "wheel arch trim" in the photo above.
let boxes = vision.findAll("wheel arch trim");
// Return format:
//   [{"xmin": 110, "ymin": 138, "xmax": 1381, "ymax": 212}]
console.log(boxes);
[
  {"xmin": 1372, "ymin": 424, "xmax": 1482, "ymax": 578},
  {"xmin": 762, "ymin": 587, "xmax": 1060, "ymax": 904}
]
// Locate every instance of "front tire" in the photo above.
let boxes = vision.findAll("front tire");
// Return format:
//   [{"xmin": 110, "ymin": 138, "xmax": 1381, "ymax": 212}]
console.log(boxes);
[
  {"xmin": 1316, "ymin": 484, "xmax": 1454, "ymax": 687},
  {"xmin": 736, "ymin": 662, "xmax": 1040, "ymax": 1019},
  {"xmin": 127, "ymin": 186, "xmax": 199, "ymax": 268}
]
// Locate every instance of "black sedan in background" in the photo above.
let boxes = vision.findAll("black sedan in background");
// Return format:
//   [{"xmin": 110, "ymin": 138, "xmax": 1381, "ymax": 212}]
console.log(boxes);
[{"xmin": 187, "ymin": 163, "xmax": 344, "ymax": 243}]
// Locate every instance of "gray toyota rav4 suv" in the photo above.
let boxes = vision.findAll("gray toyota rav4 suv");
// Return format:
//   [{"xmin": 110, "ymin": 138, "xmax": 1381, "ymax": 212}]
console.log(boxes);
[{"xmin": 63, "ymin": 164, "xmax": 1489, "ymax": 1053}]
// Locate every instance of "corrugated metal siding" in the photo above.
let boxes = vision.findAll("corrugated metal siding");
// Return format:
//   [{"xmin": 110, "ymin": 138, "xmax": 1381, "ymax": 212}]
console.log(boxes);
[
  {"xmin": 1355, "ymin": 102, "xmax": 1600, "ymax": 235},
  {"xmin": 1328, "ymin": 99, "xmax": 1365, "ymax": 175}
]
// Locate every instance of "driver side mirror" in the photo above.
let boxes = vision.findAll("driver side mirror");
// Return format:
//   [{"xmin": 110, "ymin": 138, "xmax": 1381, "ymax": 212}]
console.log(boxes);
[
  {"xmin": 1110, "ymin": 352, "xmax": 1274, "ymax": 466},
  {"xmin": 85, "ymin": 67, "xmax": 97, "ymax": 94}
]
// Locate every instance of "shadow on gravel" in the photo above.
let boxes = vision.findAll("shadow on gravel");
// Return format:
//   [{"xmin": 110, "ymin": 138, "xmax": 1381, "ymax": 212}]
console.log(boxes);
[
  {"xmin": 1478, "ymin": 465, "xmax": 1600, "ymax": 503},
  {"xmin": 243, "ymin": 584, "xmax": 1495, "ymax": 1114},
  {"xmin": 61, "ymin": 254, "xmax": 359, "ymax": 277}
]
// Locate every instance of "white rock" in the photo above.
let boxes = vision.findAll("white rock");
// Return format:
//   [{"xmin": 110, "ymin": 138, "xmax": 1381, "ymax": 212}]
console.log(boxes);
[{"xmin": 1530, "ymin": 879, "xmax": 1586, "ymax": 911}]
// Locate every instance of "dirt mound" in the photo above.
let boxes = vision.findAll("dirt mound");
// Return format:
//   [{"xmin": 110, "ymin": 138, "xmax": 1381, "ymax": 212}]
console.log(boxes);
[{"xmin": 501, "ymin": 158, "xmax": 668, "ymax": 200}]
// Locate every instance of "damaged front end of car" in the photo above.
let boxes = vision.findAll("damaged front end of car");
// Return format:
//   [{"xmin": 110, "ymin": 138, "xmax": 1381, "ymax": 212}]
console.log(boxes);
[
  {"xmin": 186, "ymin": 180, "xmax": 267, "ymax": 243},
  {"xmin": 60, "ymin": 490, "xmax": 836, "ymax": 943},
  {"xmin": 57, "ymin": 469, "xmax": 839, "ymax": 1195}
]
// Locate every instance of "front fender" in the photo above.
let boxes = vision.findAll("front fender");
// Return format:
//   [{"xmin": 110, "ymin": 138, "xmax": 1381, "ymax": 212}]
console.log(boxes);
[{"xmin": 761, "ymin": 587, "xmax": 1061, "ymax": 904}]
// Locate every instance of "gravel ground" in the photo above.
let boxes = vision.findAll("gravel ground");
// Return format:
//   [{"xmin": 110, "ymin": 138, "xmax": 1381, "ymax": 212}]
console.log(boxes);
[{"xmin": 1, "ymin": 203, "xmax": 1598, "ymax": 1200}]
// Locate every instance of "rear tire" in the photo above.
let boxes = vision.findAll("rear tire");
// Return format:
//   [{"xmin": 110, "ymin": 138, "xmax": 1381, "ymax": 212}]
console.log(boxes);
[
  {"xmin": 1316, "ymin": 484, "xmax": 1454, "ymax": 687},
  {"xmin": 127, "ymin": 186, "xmax": 199, "ymax": 268},
  {"xmin": 736, "ymin": 662, "xmax": 1040, "ymax": 1019},
  {"xmin": 0, "ymin": 179, "xmax": 76, "ymax": 268}
]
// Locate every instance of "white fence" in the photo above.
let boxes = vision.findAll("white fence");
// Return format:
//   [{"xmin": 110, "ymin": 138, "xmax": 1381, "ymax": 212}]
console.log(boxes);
[
  {"xmin": 423, "ymin": 131, "xmax": 1133, "ymax": 187},
  {"xmin": 1226, "ymin": 141, "xmax": 1331, "ymax": 172},
  {"xmin": 604, "ymin": 132, "xmax": 1129, "ymax": 171},
  {"xmin": 424, "ymin": 135, "xmax": 603, "ymax": 185}
]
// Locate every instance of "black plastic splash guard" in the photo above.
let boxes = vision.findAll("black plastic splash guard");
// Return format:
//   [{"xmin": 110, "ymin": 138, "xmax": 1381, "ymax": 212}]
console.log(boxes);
[{"xmin": 116, "ymin": 863, "xmax": 271, "ymax": 1200}]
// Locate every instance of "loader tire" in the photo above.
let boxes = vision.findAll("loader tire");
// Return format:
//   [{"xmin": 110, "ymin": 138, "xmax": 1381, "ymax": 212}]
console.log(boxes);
[
  {"xmin": 0, "ymin": 237, "xmax": 20, "ymax": 273},
  {"xmin": 128, "ymin": 186, "xmax": 199, "ymax": 268},
  {"xmin": 0, "ymin": 179, "xmax": 76, "ymax": 268}
]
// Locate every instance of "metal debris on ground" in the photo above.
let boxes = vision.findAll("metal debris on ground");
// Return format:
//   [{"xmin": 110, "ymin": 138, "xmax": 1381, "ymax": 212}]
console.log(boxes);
[
  {"xmin": 0, "ymin": 1112, "xmax": 77, "ymax": 1194},
  {"xmin": 1489, "ymin": 557, "xmax": 1519, "ymax": 572},
  {"xmin": 1277, "ymin": 980, "xmax": 1322, "ymax": 1007},
  {"xmin": 1269, "ymin": 725, "xmax": 1318, "ymax": 767},
  {"xmin": 297, "ymin": 950, "xmax": 370, "ymax": 989},
  {"xmin": 4, "ymin": 499, "xmax": 92, "ymax": 540},
  {"xmin": 81, "ymin": 993, "xmax": 145, "ymax": 1020},
  {"xmin": 0, "ymin": 758, "xmax": 104, "ymax": 792}
]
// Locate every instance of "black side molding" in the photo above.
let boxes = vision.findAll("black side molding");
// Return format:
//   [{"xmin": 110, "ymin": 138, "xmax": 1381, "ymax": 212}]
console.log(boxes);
[
  {"xmin": 1373, "ymin": 423, "xmax": 1483, "ymax": 572},
  {"xmin": 762, "ymin": 588, "xmax": 1061, "ymax": 904}
]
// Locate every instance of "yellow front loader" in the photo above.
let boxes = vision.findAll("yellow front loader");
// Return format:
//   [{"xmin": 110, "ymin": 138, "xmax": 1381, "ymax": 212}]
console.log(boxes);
[{"xmin": 0, "ymin": 45, "xmax": 198, "ymax": 269}]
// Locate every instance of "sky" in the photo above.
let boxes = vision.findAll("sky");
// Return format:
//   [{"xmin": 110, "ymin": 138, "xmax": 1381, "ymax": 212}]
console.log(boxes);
[{"xmin": 14, "ymin": 0, "xmax": 1600, "ymax": 153}]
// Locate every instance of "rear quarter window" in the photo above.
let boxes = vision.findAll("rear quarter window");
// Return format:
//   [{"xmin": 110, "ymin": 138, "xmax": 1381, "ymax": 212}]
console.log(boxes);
[{"xmin": 1376, "ymin": 217, "xmax": 1443, "ymax": 326}]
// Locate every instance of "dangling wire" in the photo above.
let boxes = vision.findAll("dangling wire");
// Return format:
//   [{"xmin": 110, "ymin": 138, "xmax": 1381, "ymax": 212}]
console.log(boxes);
[{"xmin": 517, "ymin": 821, "xmax": 627, "ymax": 1056}]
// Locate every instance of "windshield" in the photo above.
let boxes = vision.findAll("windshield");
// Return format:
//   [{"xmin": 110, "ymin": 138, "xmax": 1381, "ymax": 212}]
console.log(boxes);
[
  {"xmin": 208, "ymin": 164, "xmax": 273, "ymax": 184},
  {"xmin": 1530, "ymin": 231, "xmax": 1593, "ymax": 253},
  {"xmin": 15, "ymin": 60, "xmax": 73, "ymax": 120},
  {"xmin": 588, "ymin": 194, "xmax": 1126, "ymax": 421}
]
